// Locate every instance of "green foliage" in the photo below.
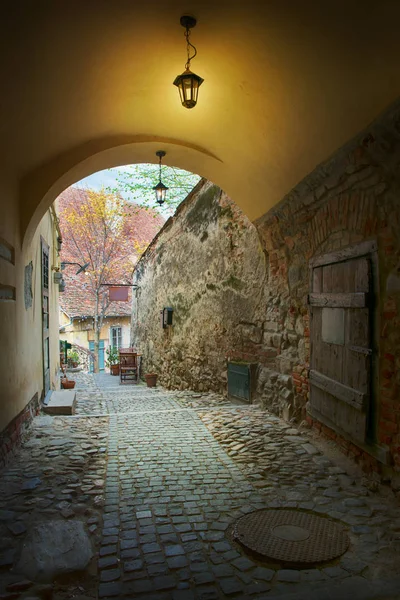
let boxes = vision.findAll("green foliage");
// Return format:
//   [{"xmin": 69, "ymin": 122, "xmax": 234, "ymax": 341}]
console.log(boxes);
[
  {"xmin": 106, "ymin": 346, "xmax": 119, "ymax": 366},
  {"xmin": 107, "ymin": 164, "xmax": 201, "ymax": 213},
  {"xmin": 67, "ymin": 350, "xmax": 80, "ymax": 365}
]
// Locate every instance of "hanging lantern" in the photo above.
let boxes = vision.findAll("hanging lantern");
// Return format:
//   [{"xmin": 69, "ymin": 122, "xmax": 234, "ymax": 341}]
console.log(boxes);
[
  {"xmin": 153, "ymin": 150, "xmax": 168, "ymax": 206},
  {"xmin": 173, "ymin": 69, "xmax": 204, "ymax": 109},
  {"xmin": 173, "ymin": 16, "xmax": 204, "ymax": 109}
]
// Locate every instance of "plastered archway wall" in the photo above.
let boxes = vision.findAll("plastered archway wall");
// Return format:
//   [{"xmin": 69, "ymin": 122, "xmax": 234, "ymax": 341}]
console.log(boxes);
[
  {"xmin": 7, "ymin": 1, "xmax": 400, "ymax": 251},
  {"xmin": 21, "ymin": 137, "xmax": 223, "ymax": 249}
]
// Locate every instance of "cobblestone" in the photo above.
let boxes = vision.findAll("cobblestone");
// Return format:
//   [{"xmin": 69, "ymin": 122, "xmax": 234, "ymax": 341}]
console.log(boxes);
[{"xmin": 0, "ymin": 372, "xmax": 399, "ymax": 598}]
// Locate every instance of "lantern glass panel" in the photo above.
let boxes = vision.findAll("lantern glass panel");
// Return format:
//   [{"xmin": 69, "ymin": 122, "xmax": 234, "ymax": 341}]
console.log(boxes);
[
  {"xmin": 184, "ymin": 79, "xmax": 195, "ymax": 106},
  {"xmin": 156, "ymin": 188, "xmax": 166, "ymax": 204},
  {"xmin": 153, "ymin": 181, "xmax": 168, "ymax": 205},
  {"xmin": 174, "ymin": 70, "xmax": 203, "ymax": 109}
]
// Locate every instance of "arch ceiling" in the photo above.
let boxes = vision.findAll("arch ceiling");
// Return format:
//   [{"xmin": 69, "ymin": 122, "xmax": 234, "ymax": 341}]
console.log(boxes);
[{"xmin": 2, "ymin": 0, "xmax": 400, "ymax": 237}]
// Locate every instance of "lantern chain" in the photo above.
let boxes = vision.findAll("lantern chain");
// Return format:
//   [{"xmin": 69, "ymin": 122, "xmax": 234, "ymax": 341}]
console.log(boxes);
[{"xmin": 184, "ymin": 26, "xmax": 197, "ymax": 71}]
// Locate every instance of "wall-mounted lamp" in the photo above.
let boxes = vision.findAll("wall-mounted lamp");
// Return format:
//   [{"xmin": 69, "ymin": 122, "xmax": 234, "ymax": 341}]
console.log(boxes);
[
  {"xmin": 173, "ymin": 15, "xmax": 204, "ymax": 109},
  {"xmin": 53, "ymin": 271, "xmax": 63, "ymax": 284},
  {"xmin": 153, "ymin": 151, "xmax": 169, "ymax": 206},
  {"xmin": 162, "ymin": 306, "xmax": 173, "ymax": 328},
  {"xmin": 61, "ymin": 261, "xmax": 90, "ymax": 275}
]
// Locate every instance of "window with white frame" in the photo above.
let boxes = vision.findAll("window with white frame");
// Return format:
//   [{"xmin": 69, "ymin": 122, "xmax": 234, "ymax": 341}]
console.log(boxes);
[{"xmin": 110, "ymin": 326, "xmax": 122, "ymax": 349}]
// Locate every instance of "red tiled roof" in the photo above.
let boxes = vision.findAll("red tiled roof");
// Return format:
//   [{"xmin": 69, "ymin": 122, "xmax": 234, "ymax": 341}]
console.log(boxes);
[
  {"xmin": 59, "ymin": 272, "xmax": 134, "ymax": 318},
  {"xmin": 57, "ymin": 186, "xmax": 164, "ymax": 318}
]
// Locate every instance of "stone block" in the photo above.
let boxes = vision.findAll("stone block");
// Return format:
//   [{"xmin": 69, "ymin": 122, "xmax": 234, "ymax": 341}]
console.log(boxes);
[
  {"xmin": 288, "ymin": 264, "xmax": 304, "ymax": 288},
  {"xmin": 280, "ymin": 388, "xmax": 293, "ymax": 402},
  {"xmin": 15, "ymin": 520, "xmax": 93, "ymax": 582},
  {"xmin": 43, "ymin": 391, "xmax": 76, "ymax": 415},
  {"xmin": 278, "ymin": 374, "xmax": 292, "ymax": 389},
  {"xmin": 295, "ymin": 316, "xmax": 305, "ymax": 336}
]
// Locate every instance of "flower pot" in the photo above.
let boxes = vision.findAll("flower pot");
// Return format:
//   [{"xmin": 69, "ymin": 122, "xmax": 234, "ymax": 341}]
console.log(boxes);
[
  {"xmin": 110, "ymin": 364, "xmax": 120, "ymax": 376},
  {"xmin": 61, "ymin": 378, "xmax": 76, "ymax": 389},
  {"xmin": 145, "ymin": 374, "xmax": 157, "ymax": 388}
]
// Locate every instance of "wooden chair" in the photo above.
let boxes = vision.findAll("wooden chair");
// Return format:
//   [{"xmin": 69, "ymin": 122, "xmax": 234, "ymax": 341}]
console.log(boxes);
[
  {"xmin": 119, "ymin": 351, "xmax": 138, "ymax": 384},
  {"xmin": 119, "ymin": 347, "xmax": 137, "ymax": 354}
]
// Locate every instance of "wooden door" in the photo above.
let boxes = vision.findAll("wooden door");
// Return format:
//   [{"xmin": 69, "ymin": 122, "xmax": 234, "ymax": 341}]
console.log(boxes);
[
  {"xmin": 41, "ymin": 240, "xmax": 50, "ymax": 396},
  {"xmin": 89, "ymin": 340, "xmax": 105, "ymax": 372},
  {"xmin": 309, "ymin": 245, "xmax": 373, "ymax": 444}
]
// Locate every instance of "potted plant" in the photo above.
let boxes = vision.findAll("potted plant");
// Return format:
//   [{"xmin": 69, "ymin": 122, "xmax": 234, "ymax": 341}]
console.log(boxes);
[
  {"xmin": 60, "ymin": 365, "xmax": 76, "ymax": 389},
  {"xmin": 106, "ymin": 346, "xmax": 120, "ymax": 375},
  {"xmin": 61, "ymin": 377, "xmax": 76, "ymax": 389},
  {"xmin": 67, "ymin": 350, "xmax": 80, "ymax": 368},
  {"xmin": 145, "ymin": 373, "xmax": 157, "ymax": 388}
]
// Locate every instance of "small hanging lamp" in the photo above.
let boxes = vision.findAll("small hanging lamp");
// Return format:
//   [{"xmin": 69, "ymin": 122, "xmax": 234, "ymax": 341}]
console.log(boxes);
[
  {"xmin": 173, "ymin": 15, "xmax": 204, "ymax": 109},
  {"xmin": 153, "ymin": 151, "xmax": 168, "ymax": 206}
]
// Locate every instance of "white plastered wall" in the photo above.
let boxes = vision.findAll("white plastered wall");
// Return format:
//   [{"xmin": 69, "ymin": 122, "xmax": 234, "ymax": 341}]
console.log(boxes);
[{"xmin": 0, "ymin": 173, "xmax": 60, "ymax": 432}]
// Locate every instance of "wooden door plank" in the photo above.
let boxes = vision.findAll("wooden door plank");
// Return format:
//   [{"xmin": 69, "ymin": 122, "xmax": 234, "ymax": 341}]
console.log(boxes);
[
  {"xmin": 309, "ymin": 292, "xmax": 367, "ymax": 307},
  {"xmin": 311, "ymin": 307, "xmax": 322, "ymax": 372},
  {"xmin": 320, "ymin": 339, "xmax": 344, "ymax": 382},
  {"xmin": 310, "ymin": 402, "xmax": 367, "ymax": 444},
  {"xmin": 355, "ymin": 257, "xmax": 370, "ymax": 292},
  {"xmin": 310, "ymin": 369, "xmax": 366, "ymax": 411},
  {"xmin": 313, "ymin": 266, "xmax": 323, "ymax": 293},
  {"xmin": 343, "ymin": 348, "xmax": 369, "ymax": 394},
  {"xmin": 309, "ymin": 240, "xmax": 377, "ymax": 268},
  {"xmin": 336, "ymin": 402, "xmax": 367, "ymax": 442},
  {"xmin": 344, "ymin": 307, "xmax": 370, "ymax": 395},
  {"xmin": 319, "ymin": 388, "xmax": 337, "ymax": 423},
  {"xmin": 311, "ymin": 385, "xmax": 324, "ymax": 414},
  {"xmin": 322, "ymin": 264, "xmax": 332, "ymax": 292},
  {"xmin": 331, "ymin": 262, "xmax": 345, "ymax": 293},
  {"xmin": 345, "ymin": 308, "xmax": 370, "ymax": 346},
  {"xmin": 342, "ymin": 260, "xmax": 352, "ymax": 293}
]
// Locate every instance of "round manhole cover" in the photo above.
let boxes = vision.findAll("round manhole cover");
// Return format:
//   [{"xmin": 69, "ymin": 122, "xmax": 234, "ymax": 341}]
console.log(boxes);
[{"xmin": 233, "ymin": 509, "xmax": 349, "ymax": 565}]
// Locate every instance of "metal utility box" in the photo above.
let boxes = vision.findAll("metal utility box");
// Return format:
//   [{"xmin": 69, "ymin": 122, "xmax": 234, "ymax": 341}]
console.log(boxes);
[{"xmin": 227, "ymin": 361, "xmax": 257, "ymax": 403}]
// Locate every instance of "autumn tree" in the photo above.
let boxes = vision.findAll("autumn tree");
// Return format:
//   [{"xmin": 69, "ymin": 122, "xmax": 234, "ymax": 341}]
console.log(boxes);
[{"xmin": 59, "ymin": 188, "xmax": 148, "ymax": 372}]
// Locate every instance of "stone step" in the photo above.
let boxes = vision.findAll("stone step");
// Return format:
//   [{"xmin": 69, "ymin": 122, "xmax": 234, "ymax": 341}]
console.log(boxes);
[{"xmin": 43, "ymin": 390, "xmax": 76, "ymax": 415}]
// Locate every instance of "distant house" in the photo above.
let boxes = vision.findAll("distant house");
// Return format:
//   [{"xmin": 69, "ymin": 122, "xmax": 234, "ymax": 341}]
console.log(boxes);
[
  {"xmin": 57, "ymin": 186, "xmax": 164, "ymax": 371},
  {"xmin": 59, "ymin": 283, "xmax": 132, "ymax": 371}
]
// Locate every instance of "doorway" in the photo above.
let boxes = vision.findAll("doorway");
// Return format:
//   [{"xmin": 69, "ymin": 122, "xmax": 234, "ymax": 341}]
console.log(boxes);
[
  {"xmin": 41, "ymin": 239, "xmax": 50, "ymax": 396},
  {"xmin": 308, "ymin": 241, "xmax": 377, "ymax": 445},
  {"xmin": 89, "ymin": 340, "xmax": 105, "ymax": 372}
]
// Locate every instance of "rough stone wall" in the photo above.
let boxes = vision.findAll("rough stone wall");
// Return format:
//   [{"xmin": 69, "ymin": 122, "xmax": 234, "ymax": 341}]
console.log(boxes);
[
  {"xmin": 255, "ymin": 101, "xmax": 400, "ymax": 479},
  {"xmin": 133, "ymin": 101, "xmax": 400, "ymax": 482},
  {"xmin": 132, "ymin": 180, "xmax": 268, "ymax": 395}
]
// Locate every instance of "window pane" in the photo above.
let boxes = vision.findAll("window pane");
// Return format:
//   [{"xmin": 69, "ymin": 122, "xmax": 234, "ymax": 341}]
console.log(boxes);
[
  {"xmin": 111, "ymin": 327, "xmax": 122, "ymax": 349},
  {"xmin": 322, "ymin": 308, "xmax": 345, "ymax": 345}
]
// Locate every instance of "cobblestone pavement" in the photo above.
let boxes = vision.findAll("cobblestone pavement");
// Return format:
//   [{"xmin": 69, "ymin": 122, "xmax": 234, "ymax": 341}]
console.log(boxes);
[
  {"xmin": 1, "ymin": 372, "xmax": 400, "ymax": 600},
  {"xmin": 0, "ymin": 412, "xmax": 108, "ymax": 598}
]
